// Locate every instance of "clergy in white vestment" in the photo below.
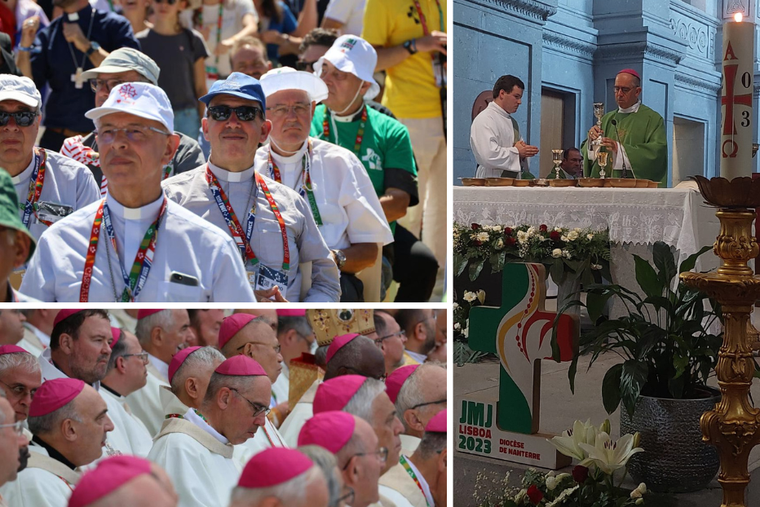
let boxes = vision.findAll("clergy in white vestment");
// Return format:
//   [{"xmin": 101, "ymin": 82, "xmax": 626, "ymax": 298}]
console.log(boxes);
[
  {"xmin": 299, "ymin": 411, "xmax": 384, "ymax": 507},
  {"xmin": 0, "ymin": 379, "xmax": 115, "ymax": 507},
  {"xmin": 163, "ymin": 73, "xmax": 340, "ymax": 303},
  {"xmin": 297, "ymin": 445, "xmax": 347, "ymax": 507},
  {"xmin": 0, "ymin": 395, "xmax": 26, "ymax": 503},
  {"xmin": 19, "ymin": 83, "xmax": 255, "ymax": 303},
  {"xmin": 470, "ymin": 75, "xmax": 538, "ymax": 179},
  {"xmin": 126, "ymin": 309, "xmax": 194, "ymax": 436},
  {"xmin": 0, "ymin": 76, "xmax": 100, "ymax": 244},
  {"xmin": 162, "ymin": 345, "xmax": 225, "ymax": 421},
  {"xmin": 99, "ymin": 327, "xmax": 153, "ymax": 457},
  {"xmin": 258, "ymin": 68, "xmax": 393, "ymax": 302},
  {"xmin": 38, "ymin": 310, "xmax": 140, "ymax": 457},
  {"xmin": 272, "ymin": 309, "xmax": 316, "ymax": 413},
  {"xmin": 148, "ymin": 355, "xmax": 272, "ymax": 507},
  {"xmin": 186, "ymin": 309, "xmax": 225, "ymax": 348},
  {"xmin": 378, "ymin": 411, "xmax": 446, "ymax": 507},
  {"xmin": 229, "ymin": 447, "xmax": 329, "ymax": 507},
  {"xmin": 0, "ymin": 344, "xmax": 42, "ymax": 423},
  {"xmin": 66, "ymin": 455, "xmax": 178, "ymax": 507},
  {"xmin": 386, "ymin": 364, "xmax": 446, "ymax": 457},
  {"xmin": 19, "ymin": 309, "xmax": 57, "ymax": 357},
  {"xmin": 217, "ymin": 314, "xmax": 288, "ymax": 467}
]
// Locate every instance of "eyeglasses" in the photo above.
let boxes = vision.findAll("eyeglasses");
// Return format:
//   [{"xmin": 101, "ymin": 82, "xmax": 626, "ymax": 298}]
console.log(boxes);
[
  {"xmin": 0, "ymin": 379, "xmax": 37, "ymax": 400},
  {"xmin": 0, "ymin": 111, "xmax": 38, "ymax": 127},
  {"xmin": 122, "ymin": 352, "xmax": 149, "ymax": 364},
  {"xmin": 409, "ymin": 398, "xmax": 446, "ymax": 410},
  {"xmin": 207, "ymin": 105, "xmax": 263, "ymax": 122},
  {"xmin": 296, "ymin": 60, "xmax": 317, "ymax": 72},
  {"xmin": 613, "ymin": 86, "xmax": 636, "ymax": 94},
  {"xmin": 374, "ymin": 329, "xmax": 406, "ymax": 347},
  {"xmin": 90, "ymin": 78, "xmax": 128, "ymax": 93},
  {"xmin": 230, "ymin": 388, "xmax": 271, "ymax": 418},
  {"xmin": 342, "ymin": 447, "xmax": 388, "ymax": 470},
  {"xmin": 0, "ymin": 420, "xmax": 25, "ymax": 436},
  {"xmin": 96, "ymin": 125, "xmax": 171, "ymax": 144},
  {"xmin": 334, "ymin": 486, "xmax": 355, "ymax": 507},
  {"xmin": 236, "ymin": 342, "xmax": 281, "ymax": 354},
  {"xmin": 265, "ymin": 103, "xmax": 311, "ymax": 118}
]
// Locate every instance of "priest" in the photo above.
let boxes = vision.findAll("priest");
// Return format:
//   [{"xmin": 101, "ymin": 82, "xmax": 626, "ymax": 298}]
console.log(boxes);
[
  {"xmin": 271, "ymin": 309, "xmax": 315, "ymax": 416},
  {"xmin": 583, "ymin": 69, "xmax": 667, "ymax": 185},
  {"xmin": 0, "ymin": 393, "xmax": 26, "ymax": 496},
  {"xmin": 0, "ymin": 344, "xmax": 42, "ymax": 423},
  {"xmin": 148, "ymin": 355, "xmax": 271, "ymax": 507},
  {"xmin": 0, "ymin": 378, "xmax": 115, "ymax": 507},
  {"xmin": 161, "ymin": 345, "xmax": 224, "ymax": 422}
]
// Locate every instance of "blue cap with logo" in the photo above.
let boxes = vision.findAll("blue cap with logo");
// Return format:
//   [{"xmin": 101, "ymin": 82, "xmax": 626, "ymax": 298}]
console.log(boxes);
[{"xmin": 199, "ymin": 72, "xmax": 266, "ymax": 110}]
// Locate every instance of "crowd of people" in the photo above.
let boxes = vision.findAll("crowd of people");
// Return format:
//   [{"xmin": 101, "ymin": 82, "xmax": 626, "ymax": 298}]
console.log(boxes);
[
  {"xmin": 0, "ymin": 307, "xmax": 448, "ymax": 507},
  {"xmin": 0, "ymin": 0, "xmax": 447, "ymax": 303}
]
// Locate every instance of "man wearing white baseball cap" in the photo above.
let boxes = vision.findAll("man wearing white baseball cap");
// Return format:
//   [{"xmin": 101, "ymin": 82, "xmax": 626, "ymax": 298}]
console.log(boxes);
[
  {"xmin": 256, "ymin": 67, "xmax": 392, "ymax": 302},
  {"xmin": 0, "ymin": 75, "xmax": 99, "ymax": 244},
  {"xmin": 20, "ymin": 82, "xmax": 256, "ymax": 303},
  {"xmin": 312, "ymin": 35, "xmax": 438, "ymax": 302}
]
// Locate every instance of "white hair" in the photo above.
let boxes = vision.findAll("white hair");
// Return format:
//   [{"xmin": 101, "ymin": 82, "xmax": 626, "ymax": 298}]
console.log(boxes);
[
  {"xmin": 229, "ymin": 465, "xmax": 323, "ymax": 507},
  {"xmin": 343, "ymin": 378, "xmax": 385, "ymax": 423},
  {"xmin": 135, "ymin": 310, "xmax": 175, "ymax": 347},
  {"xmin": 0, "ymin": 351, "xmax": 40, "ymax": 377},
  {"xmin": 297, "ymin": 445, "xmax": 340, "ymax": 507},
  {"xmin": 170, "ymin": 347, "xmax": 225, "ymax": 394},
  {"xmin": 395, "ymin": 363, "xmax": 445, "ymax": 432},
  {"xmin": 28, "ymin": 399, "xmax": 81, "ymax": 435}
]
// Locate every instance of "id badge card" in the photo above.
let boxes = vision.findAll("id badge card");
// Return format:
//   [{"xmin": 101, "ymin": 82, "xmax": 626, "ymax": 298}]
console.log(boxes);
[
  {"xmin": 432, "ymin": 57, "xmax": 445, "ymax": 88},
  {"xmin": 35, "ymin": 201, "xmax": 74, "ymax": 225},
  {"xmin": 251, "ymin": 265, "xmax": 289, "ymax": 296}
]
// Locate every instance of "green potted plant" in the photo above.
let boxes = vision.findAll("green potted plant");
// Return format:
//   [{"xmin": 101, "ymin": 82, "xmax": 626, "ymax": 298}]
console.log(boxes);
[{"xmin": 551, "ymin": 241, "xmax": 725, "ymax": 493}]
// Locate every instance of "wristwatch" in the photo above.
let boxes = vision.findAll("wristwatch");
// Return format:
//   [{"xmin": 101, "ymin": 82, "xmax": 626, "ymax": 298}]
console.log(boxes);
[
  {"xmin": 332, "ymin": 249, "xmax": 347, "ymax": 270},
  {"xmin": 85, "ymin": 41, "xmax": 100, "ymax": 57},
  {"xmin": 403, "ymin": 39, "xmax": 417, "ymax": 55}
]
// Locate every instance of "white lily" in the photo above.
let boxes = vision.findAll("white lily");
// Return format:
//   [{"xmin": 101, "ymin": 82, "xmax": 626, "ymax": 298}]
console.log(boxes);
[
  {"xmin": 549, "ymin": 419, "xmax": 598, "ymax": 461},
  {"xmin": 578, "ymin": 432, "xmax": 643, "ymax": 475}
]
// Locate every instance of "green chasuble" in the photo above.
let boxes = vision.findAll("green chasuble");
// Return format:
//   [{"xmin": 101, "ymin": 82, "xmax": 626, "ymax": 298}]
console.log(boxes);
[{"xmin": 581, "ymin": 104, "xmax": 667, "ymax": 185}]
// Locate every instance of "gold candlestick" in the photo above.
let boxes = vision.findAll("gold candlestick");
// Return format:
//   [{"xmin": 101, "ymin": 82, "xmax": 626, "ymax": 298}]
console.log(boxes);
[{"xmin": 680, "ymin": 175, "xmax": 760, "ymax": 507}]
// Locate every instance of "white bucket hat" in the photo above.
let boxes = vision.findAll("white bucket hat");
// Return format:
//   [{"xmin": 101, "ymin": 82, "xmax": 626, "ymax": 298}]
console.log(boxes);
[
  {"xmin": 259, "ymin": 67, "xmax": 329, "ymax": 102},
  {"xmin": 85, "ymin": 82, "xmax": 174, "ymax": 132},
  {"xmin": 313, "ymin": 35, "xmax": 380, "ymax": 100},
  {"xmin": 0, "ymin": 75, "xmax": 42, "ymax": 108}
]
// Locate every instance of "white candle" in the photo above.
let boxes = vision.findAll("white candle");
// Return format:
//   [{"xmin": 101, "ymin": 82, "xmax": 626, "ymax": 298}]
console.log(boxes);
[{"xmin": 720, "ymin": 14, "xmax": 755, "ymax": 180}]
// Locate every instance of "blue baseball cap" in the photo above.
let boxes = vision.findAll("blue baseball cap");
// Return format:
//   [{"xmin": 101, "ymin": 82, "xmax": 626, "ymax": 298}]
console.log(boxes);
[{"xmin": 199, "ymin": 72, "xmax": 266, "ymax": 110}]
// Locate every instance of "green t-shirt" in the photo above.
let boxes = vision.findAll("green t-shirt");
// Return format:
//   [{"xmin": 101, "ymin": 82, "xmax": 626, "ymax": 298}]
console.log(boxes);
[{"xmin": 311, "ymin": 104, "xmax": 417, "ymax": 231}]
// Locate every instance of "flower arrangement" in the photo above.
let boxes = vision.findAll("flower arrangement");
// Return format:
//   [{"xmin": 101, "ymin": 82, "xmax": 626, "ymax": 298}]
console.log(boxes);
[
  {"xmin": 453, "ymin": 223, "xmax": 612, "ymax": 286},
  {"xmin": 453, "ymin": 292, "xmax": 490, "ymax": 365},
  {"xmin": 473, "ymin": 420, "xmax": 646, "ymax": 507}
]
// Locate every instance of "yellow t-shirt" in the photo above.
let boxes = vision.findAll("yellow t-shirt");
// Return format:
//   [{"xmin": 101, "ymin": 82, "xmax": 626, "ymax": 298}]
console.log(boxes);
[{"xmin": 362, "ymin": 0, "xmax": 447, "ymax": 119}]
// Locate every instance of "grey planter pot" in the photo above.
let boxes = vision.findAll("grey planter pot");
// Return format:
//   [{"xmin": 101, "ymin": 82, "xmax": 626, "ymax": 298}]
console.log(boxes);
[{"xmin": 620, "ymin": 387, "xmax": 721, "ymax": 493}]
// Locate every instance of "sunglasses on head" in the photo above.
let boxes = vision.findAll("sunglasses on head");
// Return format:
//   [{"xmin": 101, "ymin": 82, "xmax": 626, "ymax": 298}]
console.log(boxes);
[
  {"xmin": 0, "ymin": 110, "xmax": 38, "ymax": 127},
  {"xmin": 207, "ymin": 105, "xmax": 263, "ymax": 122}
]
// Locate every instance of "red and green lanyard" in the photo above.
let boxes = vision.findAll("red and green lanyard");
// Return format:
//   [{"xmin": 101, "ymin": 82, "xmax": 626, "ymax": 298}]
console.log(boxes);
[
  {"xmin": 79, "ymin": 197, "xmax": 168, "ymax": 302},
  {"xmin": 267, "ymin": 141, "xmax": 323, "ymax": 226},
  {"xmin": 413, "ymin": 0, "xmax": 443, "ymax": 35},
  {"xmin": 205, "ymin": 166, "xmax": 291, "ymax": 272},
  {"xmin": 20, "ymin": 148, "xmax": 51, "ymax": 228},
  {"xmin": 400, "ymin": 455, "xmax": 431, "ymax": 507},
  {"xmin": 321, "ymin": 105, "xmax": 368, "ymax": 157}
]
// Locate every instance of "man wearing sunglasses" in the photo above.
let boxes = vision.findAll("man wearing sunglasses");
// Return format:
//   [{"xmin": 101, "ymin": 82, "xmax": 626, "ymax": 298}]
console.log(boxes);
[
  {"xmin": 61, "ymin": 48, "xmax": 206, "ymax": 196},
  {"xmin": 258, "ymin": 67, "xmax": 393, "ymax": 302},
  {"xmin": 148, "ymin": 355, "xmax": 271, "ymax": 507},
  {"xmin": 164, "ymin": 72, "xmax": 340, "ymax": 303},
  {"xmin": 0, "ymin": 75, "xmax": 99, "ymax": 246},
  {"xmin": 20, "ymin": 82, "xmax": 256, "ymax": 302}
]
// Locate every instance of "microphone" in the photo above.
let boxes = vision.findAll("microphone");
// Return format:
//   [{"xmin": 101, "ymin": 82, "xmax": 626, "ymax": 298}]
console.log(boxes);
[{"xmin": 610, "ymin": 119, "xmax": 628, "ymax": 179}]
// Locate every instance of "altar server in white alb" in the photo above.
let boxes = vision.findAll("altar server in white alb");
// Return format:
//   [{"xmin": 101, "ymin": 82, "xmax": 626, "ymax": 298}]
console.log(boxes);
[
  {"xmin": 20, "ymin": 82, "xmax": 256, "ymax": 302},
  {"xmin": 0, "ymin": 75, "xmax": 99, "ymax": 242},
  {"xmin": 0, "ymin": 378, "xmax": 114, "ymax": 507},
  {"xmin": 470, "ymin": 75, "xmax": 538, "ymax": 179},
  {"xmin": 257, "ymin": 68, "xmax": 393, "ymax": 301},
  {"xmin": 163, "ymin": 73, "xmax": 340, "ymax": 303},
  {"xmin": 148, "ymin": 355, "xmax": 272, "ymax": 507}
]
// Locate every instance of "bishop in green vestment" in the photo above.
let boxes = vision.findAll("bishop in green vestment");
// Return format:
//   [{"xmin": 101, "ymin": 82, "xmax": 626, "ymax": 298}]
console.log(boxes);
[{"xmin": 582, "ymin": 69, "xmax": 668, "ymax": 185}]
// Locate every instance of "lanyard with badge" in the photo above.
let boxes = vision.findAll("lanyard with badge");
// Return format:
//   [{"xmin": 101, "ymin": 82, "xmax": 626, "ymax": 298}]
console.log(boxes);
[
  {"xmin": 20, "ymin": 147, "xmax": 48, "ymax": 228},
  {"xmin": 399, "ymin": 455, "xmax": 431, "ymax": 507},
  {"xmin": 79, "ymin": 197, "xmax": 167, "ymax": 302},
  {"xmin": 205, "ymin": 166, "xmax": 291, "ymax": 294},
  {"xmin": 267, "ymin": 140, "xmax": 323, "ymax": 226},
  {"xmin": 321, "ymin": 105, "xmax": 367, "ymax": 158}
]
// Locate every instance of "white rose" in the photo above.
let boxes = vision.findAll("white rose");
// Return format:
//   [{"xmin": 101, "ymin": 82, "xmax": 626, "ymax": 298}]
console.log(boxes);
[
  {"xmin": 552, "ymin": 248, "xmax": 563, "ymax": 258},
  {"xmin": 554, "ymin": 227, "xmax": 563, "ymax": 232},
  {"xmin": 563, "ymin": 250, "xmax": 572, "ymax": 260},
  {"xmin": 587, "ymin": 233, "xmax": 594, "ymax": 240},
  {"xmin": 567, "ymin": 230, "xmax": 579, "ymax": 241},
  {"xmin": 545, "ymin": 476, "xmax": 558, "ymax": 490},
  {"xmin": 492, "ymin": 225, "xmax": 502, "ymax": 232},
  {"xmin": 463, "ymin": 291, "xmax": 477, "ymax": 303},
  {"xmin": 573, "ymin": 228, "xmax": 582, "ymax": 233},
  {"xmin": 453, "ymin": 303, "xmax": 459, "ymax": 310},
  {"xmin": 561, "ymin": 235, "xmax": 568, "ymax": 242},
  {"xmin": 527, "ymin": 226, "xmax": 536, "ymax": 237}
]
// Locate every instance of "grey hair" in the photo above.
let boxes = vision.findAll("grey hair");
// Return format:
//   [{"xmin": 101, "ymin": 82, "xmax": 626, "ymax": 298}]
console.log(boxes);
[
  {"xmin": 343, "ymin": 378, "xmax": 386, "ymax": 423},
  {"xmin": 395, "ymin": 363, "xmax": 445, "ymax": 432},
  {"xmin": 229, "ymin": 465, "xmax": 323, "ymax": 506},
  {"xmin": 134, "ymin": 310, "xmax": 174, "ymax": 347},
  {"xmin": 0, "ymin": 351, "xmax": 40, "ymax": 377},
  {"xmin": 277, "ymin": 315, "xmax": 312, "ymax": 339},
  {"xmin": 203, "ymin": 372, "xmax": 261, "ymax": 405},
  {"xmin": 28, "ymin": 399, "xmax": 82, "ymax": 435},
  {"xmin": 171, "ymin": 347, "xmax": 225, "ymax": 394},
  {"xmin": 417, "ymin": 431, "xmax": 446, "ymax": 460},
  {"xmin": 297, "ymin": 445, "xmax": 340, "ymax": 507},
  {"xmin": 335, "ymin": 428, "xmax": 366, "ymax": 469}
]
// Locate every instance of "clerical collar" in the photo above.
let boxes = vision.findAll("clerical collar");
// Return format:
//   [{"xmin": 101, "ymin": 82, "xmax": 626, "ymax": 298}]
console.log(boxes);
[
  {"xmin": 32, "ymin": 435, "xmax": 77, "ymax": 471},
  {"xmin": 618, "ymin": 101, "xmax": 641, "ymax": 114},
  {"xmin": 105, "ymin": 191, "xmax": 165, "ymax": 220},
  {"xmin": 148, "ymin": 353, "xmax": 169, "ymax": 381},
  {"xmin": 67, "ymin": 4, "xmax": 93, "ymax": 21},
  {"xmin": 184, "ymin": 408, "xmax": 229, "ymax": 444},
  {"xmin": 269, "ymin": 139, "xmax": 309, "ymax": 164},
  {"xmin": 101, "ymin": 383, "xmax": 123, "ymax": 398},
  {"xmin": 9, "ymin": 153, "xmax": 36, "ymax": 184},
  {"xmin": 208, "ymin": 161, "xmax": 256, "ymax": 182}
]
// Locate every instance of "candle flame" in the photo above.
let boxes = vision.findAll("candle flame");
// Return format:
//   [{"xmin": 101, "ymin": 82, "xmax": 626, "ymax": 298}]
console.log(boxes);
[{"xmin": 734, "ymin": 12, "xmax": 743, "ymax": 22}]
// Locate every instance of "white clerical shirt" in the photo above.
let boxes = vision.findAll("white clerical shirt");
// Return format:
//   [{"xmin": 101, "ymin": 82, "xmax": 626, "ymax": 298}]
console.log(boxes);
[{"xmin": 470, "ymin": 101, "xmax": 526, "ymax": 178}]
